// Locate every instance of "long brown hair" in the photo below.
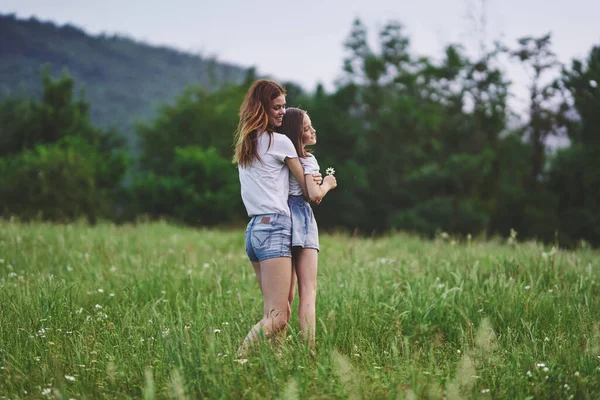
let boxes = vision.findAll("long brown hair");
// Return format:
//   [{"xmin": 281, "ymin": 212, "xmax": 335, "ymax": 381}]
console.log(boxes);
[
  {"xmin": 232, "ymin": 79, "xmax": 286, "ymax": 166},
  {"xmin": 278, "ymin": 107, "xmax": 310, "ymax": 158}
]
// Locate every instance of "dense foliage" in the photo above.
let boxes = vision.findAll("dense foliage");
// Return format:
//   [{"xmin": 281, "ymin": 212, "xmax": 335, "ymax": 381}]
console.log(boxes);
[{"xmin": 1, "ymin": 15, "xmax": 599, "ymax": 246}]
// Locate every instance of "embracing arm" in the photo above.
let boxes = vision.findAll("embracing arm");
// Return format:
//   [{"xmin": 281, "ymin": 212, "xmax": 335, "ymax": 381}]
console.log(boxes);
[
  {"xmin": 305, "ymin": 174, "xmax": 337, "ymax": 203},
  {"xmin": 285, "ymin": 157, "xmax": 309, "ymax": 197}
]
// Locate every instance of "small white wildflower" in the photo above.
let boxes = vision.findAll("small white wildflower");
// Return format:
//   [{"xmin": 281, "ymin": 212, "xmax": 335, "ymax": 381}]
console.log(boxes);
[
  {"xmin": 438, "ymin": 283, "xmax": 445, "ymax": 289},
  {"xmin": 8, "ymin": 272, "xmax": 17, "ymax": 278},
  {"xmin": 536, "ymin": 363, "xmax": 546, "ymax": 368},
  {"xmin": 35, "ymin": 356, "xmax": 41, "ymax": 362},
  {"xmin": 110, "ymin": 293, "xmax": 115, "ymax": 297},
  {"xmin": 326, "ymin": 167, "xmax": 335, "ymax": 176},
  {"xmin": 590, "ymin": 80, "xmax": 598, "ymax": 88},
  {"xmin": 548, "ymin": 289, "xmax": 553, "ymax": 293},
  {"xmin": 213, "ymin": 329, "xmax": 221, "ymax": 333},
  {"xmin": 353, "ymin": 353, "xmax": 360, "ymax": 357},
  {"xmin": 77, "ymin": 307, "xmax": 83, "ymax": 314},
  {"xmin": 527, "ymin": 370, "xmax": 532, "ymax": 377},
  {"xmin": 65, "ymin": 375, "xmax": 76, "ymax": 382},
  {"xmin": 574, "ymin": 371, "xmax": 580, "ymax": 377},
  {"xmin": 222, "ymin": 322, "xmax": 230, "ymax": 325},
  {"xmin": 236, "ymin": 358, "xmax": 248, "ymax": 365},
  {"xmin": 97, "ymin": 289, "xmax": 104, "ymax": 293},
  {"xmin": 481, "ymin": 388, "xmax": 490, "ymax": 393},
  {"xmin": 457, "ymin": 349, "xmax": 461, "ymax": 354},
  {"xmin": 543, "ymin": 367, "xmax": 549, "ymax": 372},
  {"xmin": 95, "ymin": 304, "xmax": 102, "ymax": 309},
  {"xmin": 148, "ymin": 319, "xmax": 152, "ymax": 324},
  {"xmin": 374, "ymin": 366, "xmax": 382, "ymax": 369},
  {"xmin": 110, "ymin": 266, "xmax": 117, "ymax": 272},
  {"xmin": 544, "ymin": 337, "xmax": 550, "ymax": 342},
  {"xmin": 162, "ymin": 328, "xmax": 170, "ymax": 337},
  {"xmin": 203, "ymin": 263, "xmax": 210, "ymax": 268},
  {"xmin": 524, "ymin": 285, "xmax": 531, "ymax": 290},
  {"xmin": 67, "ymin": 266, "xmax": 73, "ymax": 272},
  {"xmin": 42, "ymin": 388, "xmax": 52, "ymax": 395}
]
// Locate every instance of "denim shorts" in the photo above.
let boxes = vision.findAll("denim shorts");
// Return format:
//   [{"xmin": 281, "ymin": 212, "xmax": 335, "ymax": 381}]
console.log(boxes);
[
  {"xmin": 288, "ymin": 195, "xmax": 319, "ymax": 251},
  {"xmin": 245, "ymin": 213, "xmax": 293, "ymax": 262}
]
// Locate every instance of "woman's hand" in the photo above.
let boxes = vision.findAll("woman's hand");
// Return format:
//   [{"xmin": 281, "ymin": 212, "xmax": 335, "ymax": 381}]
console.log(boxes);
[{"xmin": 312, "ymin": 173, "xmax": 322, "ymax": 185}]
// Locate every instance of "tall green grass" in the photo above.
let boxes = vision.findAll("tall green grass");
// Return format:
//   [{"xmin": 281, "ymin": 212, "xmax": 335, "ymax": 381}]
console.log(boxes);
[{"xmin": 1, "ymin": 221, "xmax": 599, "ymax": 398}]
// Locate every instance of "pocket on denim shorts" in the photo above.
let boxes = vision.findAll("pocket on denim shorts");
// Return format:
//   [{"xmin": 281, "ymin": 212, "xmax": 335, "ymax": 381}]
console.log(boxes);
[{"xmin": 251, "ymin": 227, "xmax": 271, "ymax": 250}]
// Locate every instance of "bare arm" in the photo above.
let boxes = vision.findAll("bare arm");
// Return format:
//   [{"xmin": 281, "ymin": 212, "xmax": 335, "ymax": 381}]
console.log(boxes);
[
  {"xmin": 285, "ymin": 157, "xmax": 309, "ymax": 198},
  {"xmin": 306, "ymin": 174, "xmax": 337, "ymax": 203}
]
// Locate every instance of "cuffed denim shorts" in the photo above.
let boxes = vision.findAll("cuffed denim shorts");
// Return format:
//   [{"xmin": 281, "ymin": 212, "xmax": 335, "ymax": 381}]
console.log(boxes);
[
  {"xmin": 245, "ymin": 213, "xmax": 293, "ymax": 262},
  {"xmin": 288, "ymin": 195, "xmax": 320, "ymax": 251}
]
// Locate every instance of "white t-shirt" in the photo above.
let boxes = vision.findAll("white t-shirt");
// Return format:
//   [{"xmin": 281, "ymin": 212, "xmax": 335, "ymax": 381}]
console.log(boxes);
[
  {"xmin": 289, "ymin": 154, "xmax": 320, "ymax": 196},
  {"xmin": 238, "ymin": 131, "xmax": 298, "ymax": 217}
]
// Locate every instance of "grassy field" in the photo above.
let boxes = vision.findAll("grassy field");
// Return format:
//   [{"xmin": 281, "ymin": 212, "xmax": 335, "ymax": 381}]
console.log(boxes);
[{"xmin": 1, "ymin": 221, "xmax": 599, "ymax": 399}]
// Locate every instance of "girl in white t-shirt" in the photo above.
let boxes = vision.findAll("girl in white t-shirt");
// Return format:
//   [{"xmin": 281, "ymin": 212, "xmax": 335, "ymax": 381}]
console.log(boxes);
[
  {"xmin": 232, "ymin": 80, "xmax": 319, "ymax": 355},
  {"xmin": 279, "ymin": 107, "xmax": 337, "ymax": 347}
]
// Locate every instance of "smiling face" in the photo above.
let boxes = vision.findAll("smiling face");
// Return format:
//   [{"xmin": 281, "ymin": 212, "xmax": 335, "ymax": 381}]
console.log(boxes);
[
  {"xmin": 301, "ymin": 113, "xmax": 317, "ymax": 146},
  {"xmin": 267, "ymin": 95, "xmax": 286, "ymax": 128}
]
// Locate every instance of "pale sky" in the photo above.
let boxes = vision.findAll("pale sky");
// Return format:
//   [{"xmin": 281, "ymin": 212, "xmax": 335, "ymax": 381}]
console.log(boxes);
[{"xmin": 3, "ymin": 0, "xmax": 600, "ymax": 114}]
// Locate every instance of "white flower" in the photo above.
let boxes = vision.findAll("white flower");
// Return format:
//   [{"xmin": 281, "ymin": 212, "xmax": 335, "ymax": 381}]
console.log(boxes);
[
  {"xmin": 543, "ymin": 367, "xmax": 549, "ymax": 372},
  {"xmin": 524, "ymin": 285, "xmax": 531, "ymax": 290},
  {"xmin": 42, "ymin": 388, "xmax": 52, "ymax": 395},
  {"xmin": 326, "ymin": 167, "xmax": 335, "ymax": 176},
  {"xmin": 95, "ymin": 304, "xmax": 102, "ymax": 309},
  {"xmin": 481, "ymin": 388, "xmax": 490, "ymax": 393},
  {"xmin": 65, "ymin": 375, "xmax": 76, "ymax": 382},
  {"xmin": 97, "ymin": 289, "xmax": 104, "ymax": 293},
  {"xmin": 574, "ymin": 371, "xmax": 580, "ymax": 377},
  {"xmin": 590, "ymin": 80, "xmax": 598, "ymax": 88},
  {"xmin": 213, "ymin": 329, "xmax": 221, "ymax": 333},
  {"xmin": 236, "ymin": 358, "xmax": 248, "ymax": 365},
  {"xmin": 162, "ymin": 328, "xmax": 170, "ymax": 337},
  {"xmin": 203, "ymin": 263, "xmax": 210, "ymax": 268},
  {"xmin": 536, "ymin": 363, "xmax": 546, "ymax": 368},
  {"xmin": 527, "ymin": 370, "xmax": 532, "ymax": 377}
]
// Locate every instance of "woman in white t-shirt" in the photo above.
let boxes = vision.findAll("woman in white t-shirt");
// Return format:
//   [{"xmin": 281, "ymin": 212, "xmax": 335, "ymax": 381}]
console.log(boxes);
[
  {"xmin": 278, "ymin": 108, "xmax": 337, "ymax": 347},
  {"xmin": 232, "ymin": 80, "xmax": 318, "ymax": 354}
]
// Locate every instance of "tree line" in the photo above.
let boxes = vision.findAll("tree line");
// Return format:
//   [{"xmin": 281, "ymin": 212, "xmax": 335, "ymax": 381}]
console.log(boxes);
[{"xmin": 1, "ymin": 19, "xmax": 599, "ymax": 247}]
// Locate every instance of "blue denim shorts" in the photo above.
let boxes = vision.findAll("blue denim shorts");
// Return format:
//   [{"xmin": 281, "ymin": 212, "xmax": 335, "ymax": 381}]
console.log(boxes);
[
  {"xmin": 288, "ymin": 195, "xmax": 319, "ymax": 251},
  {"xmin": 245, "ymin": 213, "xmax": 293, "ymax": 262}
]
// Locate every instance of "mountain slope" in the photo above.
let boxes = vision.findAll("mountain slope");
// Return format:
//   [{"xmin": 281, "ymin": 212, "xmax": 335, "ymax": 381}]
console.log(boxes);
[{"xmin": 0, "ymin": 13, "xmax": 249, "ymax": 144}]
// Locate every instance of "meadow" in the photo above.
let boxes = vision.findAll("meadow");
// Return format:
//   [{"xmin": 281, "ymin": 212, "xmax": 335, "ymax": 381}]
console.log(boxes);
[{"xmin": 1, "ymin": 221, "xmax": 599, "ymax": 399}]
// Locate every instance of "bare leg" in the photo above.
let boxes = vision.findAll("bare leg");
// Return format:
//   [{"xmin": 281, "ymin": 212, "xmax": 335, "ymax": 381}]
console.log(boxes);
[
  {"xmin": 239, "ymin": 257, "xmax": 293, "ymax": 354},
  {"xmin": 251, "ymin": 262, "xmax": 262, "ymax": 292},
  {"xmin": 295, "ymin": 249, "xmax": 318, "ymax": 347},
  {"xmin": 288, "ymin": 250, "xmax": 298, "ymax": 320}
]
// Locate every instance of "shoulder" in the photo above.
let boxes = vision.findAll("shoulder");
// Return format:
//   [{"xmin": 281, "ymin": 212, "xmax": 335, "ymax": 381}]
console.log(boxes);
[{"xmin": 272, "ymin": 132, "xmax": 293, "ymax": 144}]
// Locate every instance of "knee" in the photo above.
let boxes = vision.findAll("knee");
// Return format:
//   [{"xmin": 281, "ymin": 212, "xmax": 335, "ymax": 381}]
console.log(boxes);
[{"xmin": 263, "ymin": 309, "xmax": 288, "ymax": 331}]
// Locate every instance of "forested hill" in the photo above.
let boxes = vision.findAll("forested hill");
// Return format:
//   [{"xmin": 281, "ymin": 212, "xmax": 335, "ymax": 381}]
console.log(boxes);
[{"xmin": 0, "ymin": 13, "xmax": 249, "ymax": 145}]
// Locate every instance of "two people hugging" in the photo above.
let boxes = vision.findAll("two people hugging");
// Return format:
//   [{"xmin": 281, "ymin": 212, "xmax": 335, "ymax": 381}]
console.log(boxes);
[{"xmin": 233, "ymin": 79, "xmax": 337, "ymax": 355}]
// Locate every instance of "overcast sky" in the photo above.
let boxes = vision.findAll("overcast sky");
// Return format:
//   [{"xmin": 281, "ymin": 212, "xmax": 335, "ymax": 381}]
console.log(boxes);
[{"xmin": 3, "ymin": 0, "xmax": 600, "ymax": 113}]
